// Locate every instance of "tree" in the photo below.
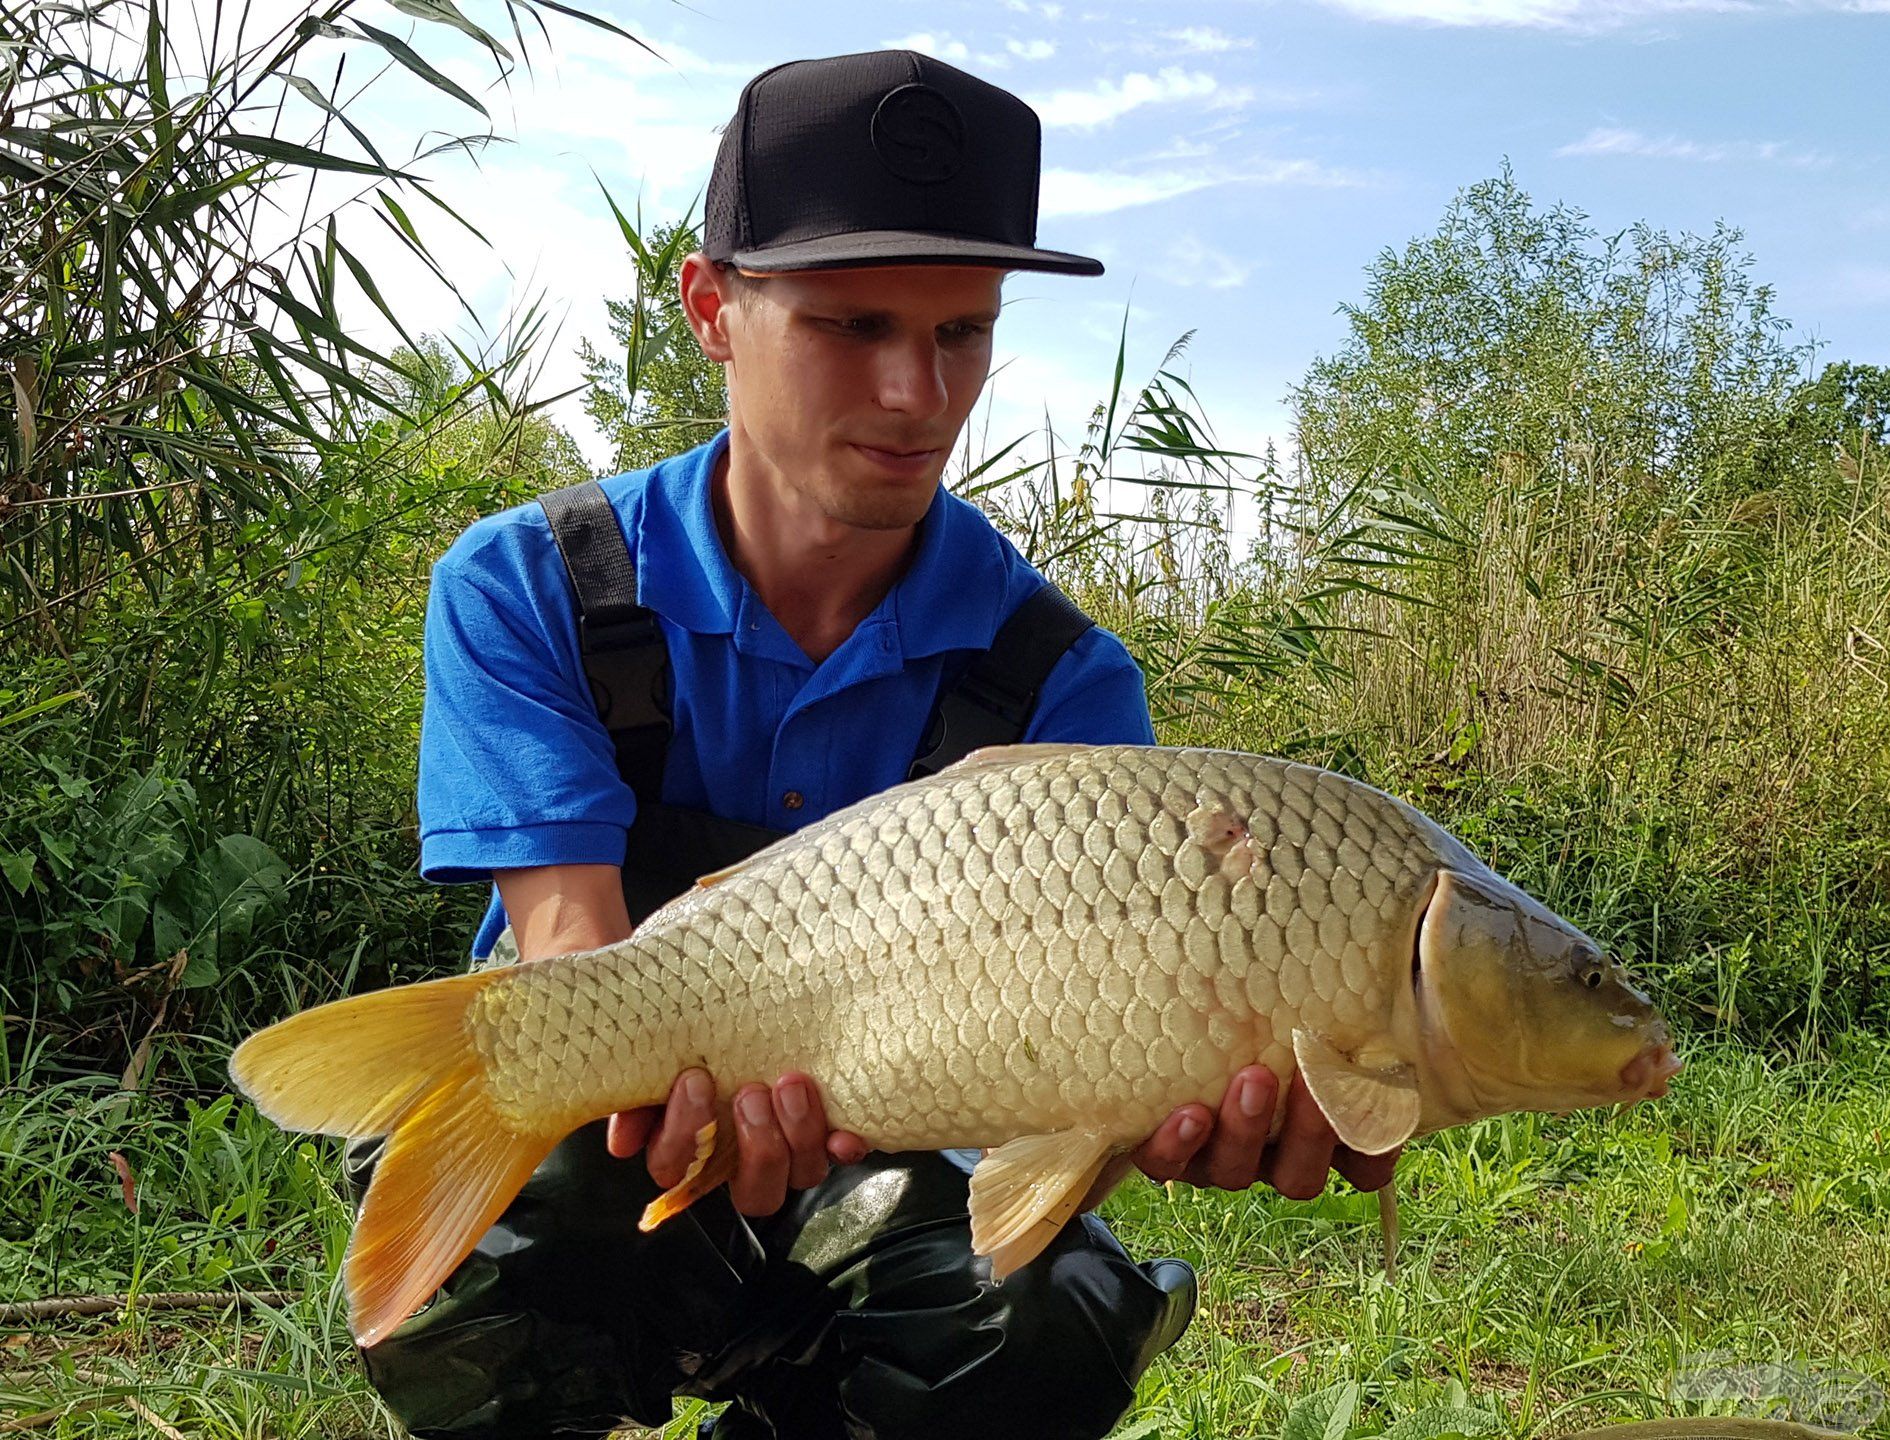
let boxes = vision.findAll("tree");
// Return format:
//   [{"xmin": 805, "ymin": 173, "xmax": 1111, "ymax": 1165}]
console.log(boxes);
[
  {"xmin": 1292, "ymin": 167, "xmax": 1809, "ymax": 525},
  {"xmin": 1787, "ymin": 361, "xmax": 1890, "ymax": 457},
  {"xmin": 578, "ymin": 222, "xmax": 729, "ymax": 473}
]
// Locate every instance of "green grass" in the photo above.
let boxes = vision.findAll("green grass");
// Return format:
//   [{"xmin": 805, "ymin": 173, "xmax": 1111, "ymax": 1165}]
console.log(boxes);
[
  {"xmin": 1110, "ymin": 1030, "xmax": 1890, "ymax": 1439},
  {"xmin": 3, "ymin": 1034, "xmax": 1886, "ymax": 1438}
]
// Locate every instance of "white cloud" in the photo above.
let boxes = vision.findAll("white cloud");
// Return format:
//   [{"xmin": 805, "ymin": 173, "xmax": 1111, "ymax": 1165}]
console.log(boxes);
[
  {"xmin": 1166, "ymin": 235, "xmax": 1256, "ymax": 289},
  {"xmin": 1139, "ymin": 137, "xmax": 1218, "ymax": 162},
  {"xmin": 883, "ymin": 31, "xmax": 1054, "ymax": 68},
  {"xmin": 1311, "ymin": 0, "xmax": 1754, "ymax": 28},
  {"xmin": 1556, "ymin": 126, "xmax": 1830, "ymax": 166},
  {"xmin": 1159, "ymin": 25, "xmax": 1254, "ymax": 51},
  {"xmin": 885, "ymin": 31, "xmax": 971, "ymax": 61},
  {"xmin": 1040, "ymin": 169, "xmax": 1225, "ymax": 217},
  {"xmin": 312, "ymin": 29, "xmax": 768, "ymax": 464},
  {"xmin": 1027, "ymin": 68, "xmax": 1228, "ymax": 129},
  {"xmin": 1041, "ymin": 158, "xmax": 1361, "ymax": 218}
]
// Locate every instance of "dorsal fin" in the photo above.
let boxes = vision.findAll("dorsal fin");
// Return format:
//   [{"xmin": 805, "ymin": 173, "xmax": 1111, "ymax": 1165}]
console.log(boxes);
[{"xmin": 940, "ymin": 743, "xmax": 1098, "ymax": 776}]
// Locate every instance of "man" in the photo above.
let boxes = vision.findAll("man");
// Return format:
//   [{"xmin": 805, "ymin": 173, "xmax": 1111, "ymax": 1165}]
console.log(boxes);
[{"xmin": 372, "ymin": 48, "xmax": 1397, "ymax": 1440}]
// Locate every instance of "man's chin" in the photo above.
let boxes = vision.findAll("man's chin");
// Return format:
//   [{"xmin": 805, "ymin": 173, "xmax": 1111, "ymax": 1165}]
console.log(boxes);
[
  {"xmin": 821, "ymin": 451, "xmax": 943, "ymax": 530},
  {"xmin": 821, "ymin": 488, "xmax": 938, "ymax": 532}
]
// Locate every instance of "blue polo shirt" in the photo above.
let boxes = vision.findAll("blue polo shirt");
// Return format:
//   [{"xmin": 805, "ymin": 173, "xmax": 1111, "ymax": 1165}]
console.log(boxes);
[{"xmin": 418, "ymin": 428, "xmax": 1154, "ymax": 957}]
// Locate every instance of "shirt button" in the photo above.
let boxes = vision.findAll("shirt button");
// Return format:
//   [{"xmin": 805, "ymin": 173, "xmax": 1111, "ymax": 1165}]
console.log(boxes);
[{"xmin": 782, "ymin": 790, "xmax": 804, "ymax": 811}]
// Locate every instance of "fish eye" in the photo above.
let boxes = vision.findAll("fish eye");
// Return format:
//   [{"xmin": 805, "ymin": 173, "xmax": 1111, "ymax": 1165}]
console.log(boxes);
[{"xmin": 1582, "ymin": 967, "xmax": 1603, "ymax": 990}]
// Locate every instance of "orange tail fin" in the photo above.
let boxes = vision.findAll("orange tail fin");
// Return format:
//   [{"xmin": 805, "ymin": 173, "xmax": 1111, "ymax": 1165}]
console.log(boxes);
[{"xmin": 228, "ymin": 970, "xmax": 559, "ymax": 1346}]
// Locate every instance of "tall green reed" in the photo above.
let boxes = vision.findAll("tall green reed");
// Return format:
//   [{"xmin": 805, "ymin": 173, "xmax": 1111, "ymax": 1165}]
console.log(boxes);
[{"xmin": 0, "ymin": 0, "xmax": 632, "ymax": 1071}]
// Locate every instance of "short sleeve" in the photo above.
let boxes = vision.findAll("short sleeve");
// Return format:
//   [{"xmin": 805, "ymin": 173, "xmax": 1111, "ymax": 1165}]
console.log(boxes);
[
  {"xmin": 417, "ymin": 515, "xmax": 637, "ymax": 884},
  {"xmin": 1023, "ymin": 623, "xmax": 1155, "ymax": 745}
]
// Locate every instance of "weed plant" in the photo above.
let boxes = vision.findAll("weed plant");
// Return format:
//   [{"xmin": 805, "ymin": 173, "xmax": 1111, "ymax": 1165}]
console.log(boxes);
[
  {"xmin": 0, "ymin": 0, "xmax": 610, "ymax": 1070},
  {"xmin": 3, "ymin": 1033, "xmax": 1884, "ymax": 1437}
]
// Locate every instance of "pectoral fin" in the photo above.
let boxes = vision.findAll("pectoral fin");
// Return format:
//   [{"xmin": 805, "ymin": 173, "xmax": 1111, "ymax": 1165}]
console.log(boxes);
[
  {"xmin": 968, "ymin": 1128, "xmax": 1116, "ymax": 1280},
  {"xmin": 638, "ymin": 1109, "xmax": 739, "ymax": 1231},
  {"xmin": 1292, "ymin": 1029, "xmax": 1421, "ymax": 1156}
]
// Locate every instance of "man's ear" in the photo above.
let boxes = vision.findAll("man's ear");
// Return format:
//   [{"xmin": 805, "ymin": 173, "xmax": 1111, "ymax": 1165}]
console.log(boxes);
[{"xmin": 678, "ymin": 252, "xmax": 737, "ymax": 364}]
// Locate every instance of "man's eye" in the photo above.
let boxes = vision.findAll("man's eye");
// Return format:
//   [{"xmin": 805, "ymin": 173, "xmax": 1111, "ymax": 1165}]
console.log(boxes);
[
  {"xmin": 941, "ymin": 323, "xmax": 991, "ymax": 343},
  {"xmin": 825, "ymin": 317, "xmax": 879, "ymax": 336}
]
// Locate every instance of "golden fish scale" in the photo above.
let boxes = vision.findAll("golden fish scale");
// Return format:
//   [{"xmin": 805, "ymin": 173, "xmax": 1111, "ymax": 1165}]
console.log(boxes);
[{"xmin": 467, "ymin": 748, "xmax": 1473, "ymax": 1148}]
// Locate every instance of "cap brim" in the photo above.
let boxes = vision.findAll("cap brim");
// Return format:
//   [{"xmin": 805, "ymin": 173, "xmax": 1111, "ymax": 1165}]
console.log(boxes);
[{"xmin": 731, "ymin": 228, "xmax": 1103, "ymax": 277}]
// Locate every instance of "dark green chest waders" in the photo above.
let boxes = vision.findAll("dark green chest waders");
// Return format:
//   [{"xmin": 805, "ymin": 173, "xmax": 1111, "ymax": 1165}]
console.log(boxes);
[{"xmin": 349, "ymin": 481, "xmax": 1197, "ymax": 1440}]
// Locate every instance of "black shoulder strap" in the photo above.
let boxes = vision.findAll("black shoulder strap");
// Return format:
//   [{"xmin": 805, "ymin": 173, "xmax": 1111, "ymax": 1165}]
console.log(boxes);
[
  {"xmin": 539, "ymin": 483, "xmax": 1094, "ymax": 801},
  {"xmin": 908, "ymin": 582, "xmax": 1096, "ymax": 779},
  {"xmin": 539, "ymin": 480, "xmax": 670, "ymax": 798}
]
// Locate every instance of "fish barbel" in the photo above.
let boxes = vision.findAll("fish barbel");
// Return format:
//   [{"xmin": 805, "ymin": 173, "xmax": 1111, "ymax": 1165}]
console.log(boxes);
[{"xmin": 229, "ymin": 744, "xmax": 1681, "ymax": 1345}]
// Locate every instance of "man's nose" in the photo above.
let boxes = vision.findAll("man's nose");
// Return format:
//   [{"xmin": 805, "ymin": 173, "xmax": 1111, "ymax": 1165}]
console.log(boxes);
[{"xmin": 873, "ymin": 337, "xmax": 949, "ymax": 419}]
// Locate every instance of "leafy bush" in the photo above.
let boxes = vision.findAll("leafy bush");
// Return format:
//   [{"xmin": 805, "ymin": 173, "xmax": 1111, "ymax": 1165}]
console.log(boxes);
[{"xmin": 0, "ymin": 0, "xmax": 615, "ymax": 1071}]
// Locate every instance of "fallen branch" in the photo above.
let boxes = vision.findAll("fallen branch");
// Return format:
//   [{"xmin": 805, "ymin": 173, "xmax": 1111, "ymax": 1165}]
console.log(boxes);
[
  {"xmin": 0, "ymin": 1398, "xmax": 108, "ymax": 1432},
  {"xmin": 0, "ymin": 1290, "xmax": 298, "ymax": 1324}
]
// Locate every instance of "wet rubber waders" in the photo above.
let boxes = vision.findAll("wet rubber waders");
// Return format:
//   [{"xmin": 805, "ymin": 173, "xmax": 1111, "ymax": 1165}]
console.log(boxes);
[{"xmin": 349, "ymin": 481, "xmax": 1197, "ymax": 1438}]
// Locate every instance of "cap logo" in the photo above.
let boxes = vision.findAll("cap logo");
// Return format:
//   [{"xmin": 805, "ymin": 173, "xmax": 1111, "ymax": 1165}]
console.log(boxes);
[{"xmin": 871, "ymin": 84, "xmax": 965, "ymax": 185}]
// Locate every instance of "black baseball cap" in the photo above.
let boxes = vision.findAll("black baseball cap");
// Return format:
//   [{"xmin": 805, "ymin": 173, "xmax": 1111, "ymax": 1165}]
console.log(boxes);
[{"xmin": 704, "ymin": 49, "xmax": 1104, "ymax": 278}]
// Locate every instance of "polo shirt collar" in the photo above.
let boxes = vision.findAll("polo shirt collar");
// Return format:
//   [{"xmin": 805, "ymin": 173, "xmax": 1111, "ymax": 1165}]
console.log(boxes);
[
  {"xmin": 888, "ymin": 484, "xmax": 1011, "ymax": 660},
  {"xmin": 633, "ymin": 428, "xmax": 1012, "ymax": 660}
]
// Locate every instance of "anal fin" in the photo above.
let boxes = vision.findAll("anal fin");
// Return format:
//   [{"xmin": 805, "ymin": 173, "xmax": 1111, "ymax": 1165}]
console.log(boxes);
[
  {"xmin": 968, "ymin": 1128, "xmax": 1116, "ymax": 1280},
  {"xmin": 346, "ymin": 1056, "xmax": 559, "ymax": 1348},
  {"xmin": 638, "ymin": 1108, "xmax": 739, "ymax": 1231}
]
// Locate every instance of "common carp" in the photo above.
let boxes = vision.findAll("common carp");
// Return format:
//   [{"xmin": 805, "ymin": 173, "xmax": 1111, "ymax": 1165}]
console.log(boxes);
[{"xmin": 230, "ymin": 744, "xmax": 1681, "ymax": 1345}]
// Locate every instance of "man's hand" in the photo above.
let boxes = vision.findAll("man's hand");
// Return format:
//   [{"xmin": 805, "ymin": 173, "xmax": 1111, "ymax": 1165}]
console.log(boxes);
[
  {"xmin": 605, "ymin": 1070, "xmax": 869, "ymax": 1216},
  {"xmin": 1135, "ymin": 1065, "xmax": 1398, "ymax": 1195},
  {"xmin": 1082, "ymin": 1065, "xmax": 1399, "ymax": 1211}
]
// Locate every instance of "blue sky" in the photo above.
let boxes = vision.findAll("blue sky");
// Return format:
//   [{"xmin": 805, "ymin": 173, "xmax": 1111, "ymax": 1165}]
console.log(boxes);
[{"xmin": 314, "ymin": 0, "xmax": 1890, "ymax": 473}]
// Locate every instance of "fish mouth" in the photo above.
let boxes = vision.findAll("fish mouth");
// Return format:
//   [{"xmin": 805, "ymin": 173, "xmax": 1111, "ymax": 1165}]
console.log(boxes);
[{"xmin": 1618, "ymin": 1040, "xmax": 1683, "ymax": 1101}]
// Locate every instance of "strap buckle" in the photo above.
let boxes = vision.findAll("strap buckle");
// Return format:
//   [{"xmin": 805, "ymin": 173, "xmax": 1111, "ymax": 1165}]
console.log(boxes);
[{"xmin": 578, "ymin": 612, "xmax": 670, "ymax": 736}]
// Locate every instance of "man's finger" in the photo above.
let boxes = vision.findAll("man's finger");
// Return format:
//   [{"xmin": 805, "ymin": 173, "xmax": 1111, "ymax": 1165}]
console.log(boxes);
[
  {"xmin": 1258, "ymin": 1070, "xmax": 1338, "ymax": 1201},
  {"xmin": 1333, "ymin": 1142, "xmax": 1400, "ymax": 1193},
  {"xmin": 827, "ymin": 1131, "xmax": 870, "ymax": 1166},
  {"xmin": 1195, "ymin": 1065, "xmax": 1275, "ymax": 1192},
  {"xmin": 1131, "ymin": 1103, "xmax": 1213, "ymax": 1183},
  {"xmin": 772, "ymin": 1073, "xmax": 830, "ymax": 1191},
  {"xmin": 647, "ymin": 1068, "xmax": 716, "ymax": 1189},
  {"xmin": 606, "ymin": 1107, "xmax": 658, "ymax": 1160},
  {"xmin": 728, "ymin": 1083, "xmax": 790, "ymax": 1216}
]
